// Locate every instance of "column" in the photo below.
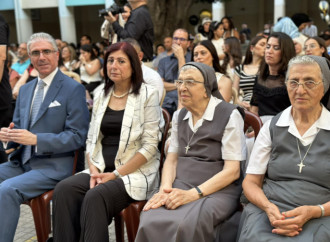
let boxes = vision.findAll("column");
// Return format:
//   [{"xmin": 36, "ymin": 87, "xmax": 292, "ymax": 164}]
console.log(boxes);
[
  {"xmin": 58, "ymin": 0, "xmax": 77, "ymax": 44},
  {"xmin": 212, "ymin": 1, "xmax": 225, "ymax": 21},
  {"xmin": 274, "ymin": 0, "xmax": 285, "ymax": 24},
  {"xmin": 13, "ymin": 0, "xmax": 33, "ymax": 43}
]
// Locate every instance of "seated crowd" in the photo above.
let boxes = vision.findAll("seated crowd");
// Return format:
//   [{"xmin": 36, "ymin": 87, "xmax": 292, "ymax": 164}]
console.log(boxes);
[{"xmin": 1, "ymin": 9, "xmax": 330, "ymax": 242}]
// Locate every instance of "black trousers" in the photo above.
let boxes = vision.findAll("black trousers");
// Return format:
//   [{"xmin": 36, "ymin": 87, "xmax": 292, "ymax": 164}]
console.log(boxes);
[
  {"xmin": 82, "ymin": 81, "xmax": 101, "ymax": 95},
  {"xmin": 52, "ymin": 173, "xmax": 134, "ymax": 242}
]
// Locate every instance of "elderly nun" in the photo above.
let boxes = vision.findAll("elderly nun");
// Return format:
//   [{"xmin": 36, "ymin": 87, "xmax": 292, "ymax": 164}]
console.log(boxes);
[
  {"xmin": 238, "ymin": 55, "xmax": 330, "ymax": 241},
  {"xmin": 135, "ymin": 62, "xmax": 247, "ymax": 242}
]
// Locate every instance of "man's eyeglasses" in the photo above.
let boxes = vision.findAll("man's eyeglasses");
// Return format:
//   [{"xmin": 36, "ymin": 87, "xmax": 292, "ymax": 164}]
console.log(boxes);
[
  {"xmin": 173, "ymin": 37, "xmax": 188, "ymax": 42},
  {"xmin": 30, "ymin": 49, "xmax": 57, "ymax": 57},
  {"xmin": 286, "ymin": 80, "xmax": 323, "ymax": 90},
  {"xmin": 175, "ymin": 79, "xmax": 204, "ymax": 88}
]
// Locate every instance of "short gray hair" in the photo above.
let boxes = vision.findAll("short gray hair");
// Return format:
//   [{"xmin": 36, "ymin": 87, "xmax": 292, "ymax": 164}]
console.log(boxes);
[
  {"xmin": 27, "ymin": 32, "xmax": 58, "ymax": 54},
  {"xmin": 179, "ymin": 65, "xmax": 199, "ymax": 73},
  {"xmin": 286, "ymin": 55, "xmax": 325, "ymax": 90},
  {"xmin": 123, "ymin": 38, "xmax": 141, "ymax": 53}
]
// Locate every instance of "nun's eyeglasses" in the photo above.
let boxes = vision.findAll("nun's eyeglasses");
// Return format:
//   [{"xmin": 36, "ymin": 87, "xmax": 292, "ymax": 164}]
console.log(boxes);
[
  {"xmin": 286, "ymin": 80, "xmax": 323, "ymax": 90},
  {"xmin": 175, "ymin": 79, "xmax": 204, "ymax": 88}
]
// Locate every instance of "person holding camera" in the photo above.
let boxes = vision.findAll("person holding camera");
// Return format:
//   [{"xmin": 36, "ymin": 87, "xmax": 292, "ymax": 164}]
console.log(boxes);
[{"xmin": 104, "ymin": 0, "xmax": 154, "ymax": 62}]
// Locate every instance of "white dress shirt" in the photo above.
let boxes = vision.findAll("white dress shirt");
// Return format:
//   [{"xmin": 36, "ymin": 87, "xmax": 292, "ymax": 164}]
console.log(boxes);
[
  {"xmin": 168, "ymin": 96, "xmax": 246, "ymax": 161},
  {"xmin": 142, "ymin": 63, "xmax": 164, "ymax": 103},
  {"xmin": 247, "ymin": 105, "xmax": 330, "ymax": 174},
  {"xmin": 31, "ymin": 67, "xmax": 58, "ymax": 109}
]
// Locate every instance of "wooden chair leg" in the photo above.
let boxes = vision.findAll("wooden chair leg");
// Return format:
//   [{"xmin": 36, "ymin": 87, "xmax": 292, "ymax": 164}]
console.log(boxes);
[
  {"xmin": 121, "ymin": 206, "xmax": 137, "ymax": 242},
  {"xmin": 29, "ymin": 197, "xmax": 51, "ymax": 242},
  {"xmin": 114, "ymin": 214, "xmax": 124, "ymax": 242},
  {"xmin": 120, "ymin": 201, "xmax": 147, "ymax": 242}
]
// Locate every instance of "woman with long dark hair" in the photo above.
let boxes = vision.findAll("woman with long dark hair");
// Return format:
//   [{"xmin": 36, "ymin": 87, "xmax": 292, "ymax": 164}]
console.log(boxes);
[
  {"xmin": 221, "ymin": 37, "xmax": 242, "ymax": 80},
  {"xmin": 233, "ymin": 36, "xmax": 267, "ymax": 109},
  {"xmin": 52, "ymin": 42, "xmax": 163, "ymax": 242},
  {"xmin": 250, "ymin": 32, "xmax": 296, "ymax": 123},
  {"xmin": 221, "ymin": 16, "xmax": 239, "ymax": 39},
  {"xmin": 192, "ymin": 40, "xmax": 232, "ymax": 102},
  {"xmin": 208, "ymin": 21, "xmax": 225, "ymax": 61},
  {"xmin": 78, "ymin": 44, "xmax": 102, "ymax": 94}
]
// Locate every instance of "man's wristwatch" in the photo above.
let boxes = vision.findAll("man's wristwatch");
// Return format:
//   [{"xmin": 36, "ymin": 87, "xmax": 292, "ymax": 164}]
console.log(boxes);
[{"xmin": 113, "ymin": 169, "xmax": 122, "ymax": 178}]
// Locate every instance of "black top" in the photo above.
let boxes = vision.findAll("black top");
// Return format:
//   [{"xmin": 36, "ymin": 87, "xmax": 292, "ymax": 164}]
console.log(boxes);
[
  {"xmin": 250, "ymin": 75, "xmax": 290, "ymax": 117},
  {"xmin": 112, "ymin": 5, "xmax": 154, "ymax": 61},
  {"xmin": 0, "ymin": 14, "xmax": 12, "ymax": 113},
  {"xmin": 100, "ymin": 107, "xmax": 124, "ymax": 172}
]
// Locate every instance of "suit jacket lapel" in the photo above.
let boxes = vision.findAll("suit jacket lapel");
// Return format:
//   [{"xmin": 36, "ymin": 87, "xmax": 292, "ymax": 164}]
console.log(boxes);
[
  {"xmin": 117, "ymin": 89, "xmax": 136, "ymax": 156},
  {"xmin": 30, "ymin": 71, "xmax": 63, "ymax": 127}
]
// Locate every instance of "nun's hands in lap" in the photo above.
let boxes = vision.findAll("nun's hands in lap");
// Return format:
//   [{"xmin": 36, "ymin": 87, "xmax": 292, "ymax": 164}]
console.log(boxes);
[
  {"xmin": 272, "ymin": 205, "xmax": 319, "ymax": 237},
  {"xmin": 264, "ymin": 202, "xmax": 299, "ymax": 236},
  {"xmin": 165, "ymin": 188, "xmax": 199, "ymax": 210},
  {"xmin": 143, "ymin": 188, "xmax": 172, "ymax": 211}
]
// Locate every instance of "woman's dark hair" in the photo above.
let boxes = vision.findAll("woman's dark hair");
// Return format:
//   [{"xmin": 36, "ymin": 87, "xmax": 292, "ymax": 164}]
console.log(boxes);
[
  {"xmin": 306, "ymin": 36, "xmax": 330, "ymax": 60},
  {"xmin": 103, "ymin": 42, "xmax": 143, "ymax": 96},
  {"xmin": 221, "ymin": 16, "xmax": 235, "ymax": 30},
  {"xmin": 208, "ymin": 21, "xmax": 223, "ymax": 40},
  {"xmin": 155, "ymin": 43, "xmax": 165, "ymax": 55},
  {"xmin": 191, "ymin": 40, "xmax": 227, "ymax": 75},
  {"xmin": 221, "ymin": 37, "xmax": 242, "ymax": 70},
  {"xmin": 243, "ymin": 36, "xmax": 267, "ymax": 65},
  {"xmin": 58, "ymin": 53, "xmax": 64, "ymax": 67},
  {"xmin": 92, "ymin": 43, "xmax": 100, "ymax": 57},
  {"xmin": 259, "ymin": 32, "xmax": 296, "ymax": 81},
  {"xmin": 80, "ymin": 44, "xmax": 97, "ymax": 61},
  {"xmin": 124, "ymin": 3, "xmax": 132, "ymax": 10}
]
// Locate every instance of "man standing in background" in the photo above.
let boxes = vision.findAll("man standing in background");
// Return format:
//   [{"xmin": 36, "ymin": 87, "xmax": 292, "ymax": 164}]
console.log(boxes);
[
  {"xmin": 0, "ymin": 14, "xmax": 12, "ymax": 163},
  {"xmin": 106, "ymin": 0, "xmax": 154, "ymax": 62}
]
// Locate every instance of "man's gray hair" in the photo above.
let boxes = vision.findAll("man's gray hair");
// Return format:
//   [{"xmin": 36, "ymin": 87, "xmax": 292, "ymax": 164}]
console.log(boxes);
[{"xmin": 27, "ymin": 32, "xmax": 58, "ymax": 54}]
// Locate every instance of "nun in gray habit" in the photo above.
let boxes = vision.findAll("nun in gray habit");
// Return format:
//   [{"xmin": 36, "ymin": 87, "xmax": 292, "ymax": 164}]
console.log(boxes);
[
  {"xmin": 238, "ymin": 55, "xmax": 330, "ymax": 242},
  {"xmin": 135, "ymin": 62, "xmax": 247, "ymax": 242}
]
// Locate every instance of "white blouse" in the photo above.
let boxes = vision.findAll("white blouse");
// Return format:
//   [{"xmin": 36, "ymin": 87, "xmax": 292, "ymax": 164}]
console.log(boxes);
[
  {"xmin": 247, "ymin": 105, "xmax": 330, "ymax": 174},
  {"xmin": 168, "ymin": 96, "xmax": 246, "ymax": 161}
]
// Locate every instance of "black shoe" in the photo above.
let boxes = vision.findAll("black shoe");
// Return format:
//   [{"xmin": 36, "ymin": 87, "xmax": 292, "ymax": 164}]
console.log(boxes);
[{"xmin": 46, "ymin": 237, "xmax": 53, "ymax": 242}]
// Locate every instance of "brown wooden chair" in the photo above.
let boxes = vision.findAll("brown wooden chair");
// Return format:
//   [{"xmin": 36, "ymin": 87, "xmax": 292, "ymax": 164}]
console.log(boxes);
[
  {"xmin": 24, "ymin": 150, "xmax": 79, "ymax": 242},
  {"xmin": 243, "ymin": 110, "xmax": 263, "ymax": 140},
  {"xmin": 114, "ymin": 108, "xmax": 172, "ymax": 242}
]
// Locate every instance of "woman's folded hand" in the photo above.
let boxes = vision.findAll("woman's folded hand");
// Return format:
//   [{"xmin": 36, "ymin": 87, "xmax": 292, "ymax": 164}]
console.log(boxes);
[{"xmin": 90, "ymin": 172, "xmax": 116, "ymax": 188}]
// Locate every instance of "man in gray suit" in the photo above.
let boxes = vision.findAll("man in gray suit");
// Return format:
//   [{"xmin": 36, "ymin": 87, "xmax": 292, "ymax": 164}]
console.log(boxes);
[{"xmin": 0, "ymin": 32, "xmax": 89, "ymax": 242}]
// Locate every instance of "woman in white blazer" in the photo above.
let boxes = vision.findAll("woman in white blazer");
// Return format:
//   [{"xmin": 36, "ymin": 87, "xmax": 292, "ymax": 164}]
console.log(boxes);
[{"xmin": 52, "ymin": 42, "xmax": 164, "ymax": 242}]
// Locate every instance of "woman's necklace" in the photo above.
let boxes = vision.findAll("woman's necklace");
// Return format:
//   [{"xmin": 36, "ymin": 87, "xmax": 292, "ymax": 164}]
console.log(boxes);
[
  {"xmin": 296, "ymin": 138, "xmax": 314, "ymax": 173},
  {"xmin": 185, "ymin": 129, "xmax": 198, "ymax": 154},
  {"xmin": 113, "ymin": 91, "xmax": 128, "ymax": 98}
]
